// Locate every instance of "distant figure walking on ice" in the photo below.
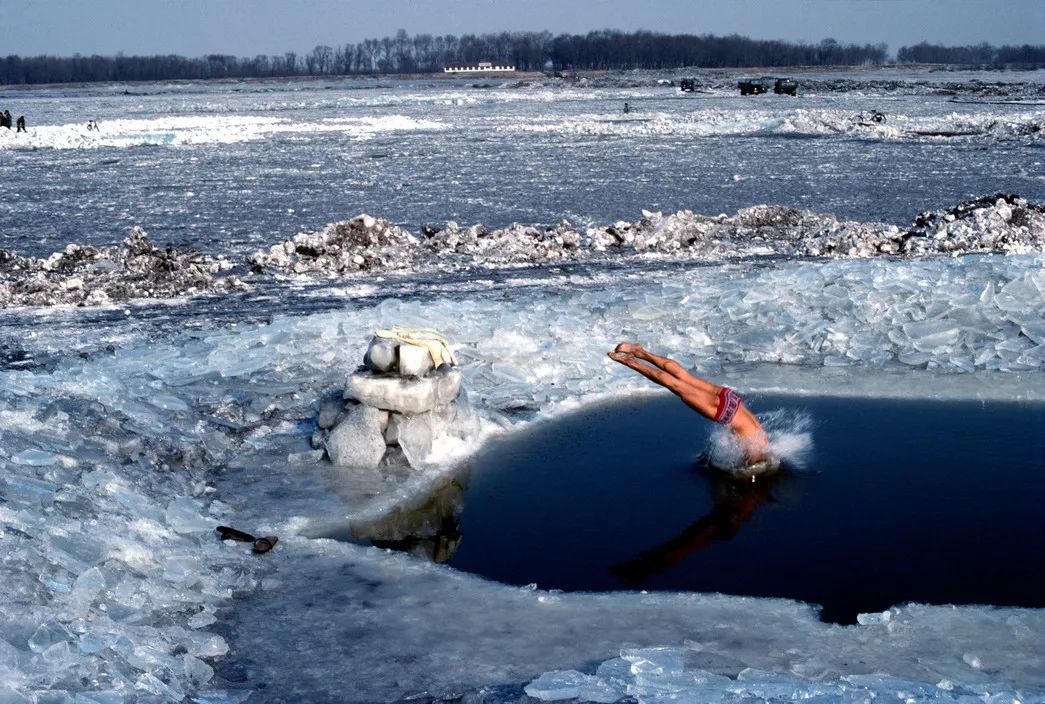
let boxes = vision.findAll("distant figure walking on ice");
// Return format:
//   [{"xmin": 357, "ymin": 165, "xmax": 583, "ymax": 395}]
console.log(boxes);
[
  {"xmin": 16, "ymin": 115, "xmax": 26, "ymax": 133},
  {"xmin": 608, "ymin": 343, "xmax": 769, "ymax": 466}
]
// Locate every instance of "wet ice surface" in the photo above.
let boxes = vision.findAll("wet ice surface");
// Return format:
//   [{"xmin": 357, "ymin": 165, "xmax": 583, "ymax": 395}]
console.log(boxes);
[{"xmin": 0, "ymin": 73, "xmax": 1043, "ymax": 703}]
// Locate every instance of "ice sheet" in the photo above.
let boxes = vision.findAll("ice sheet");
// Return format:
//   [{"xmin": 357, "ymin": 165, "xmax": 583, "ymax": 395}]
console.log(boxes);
[
  {"xmin": 0, "ymin": 114, "xmax": 445, "ymax": 151},
  {"xmin": 2, "ymin": 248, "xmax": 1043, "ymax": 700}
]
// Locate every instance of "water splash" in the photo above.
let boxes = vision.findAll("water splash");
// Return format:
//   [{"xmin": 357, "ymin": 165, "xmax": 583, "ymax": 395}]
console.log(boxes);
[{"xmin": 706, "ymin": 409, "xmax": 813, "ymax": 471}]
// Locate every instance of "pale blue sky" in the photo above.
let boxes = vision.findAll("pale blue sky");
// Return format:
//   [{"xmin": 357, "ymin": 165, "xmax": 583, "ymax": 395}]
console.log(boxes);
[{"xmin": 1, "ymin": 0, "xmax": 1042, "ymax": 57}]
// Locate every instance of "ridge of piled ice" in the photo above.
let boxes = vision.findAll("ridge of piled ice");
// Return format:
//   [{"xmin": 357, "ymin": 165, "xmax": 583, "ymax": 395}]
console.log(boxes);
[
  {"xmin": 0, "ymin": 227, "xmax": 244, "ymax": 308},
  {"xmin": 3, "ymin": 195, "xmax": 1041, "ymax": 309},
  {"xmin": 249, "ymin": 193, "xmax": 1045, "ymax": 276},
  {"xmin": 245, "ymin": 213, "xmax": 420, "ymax": 275}
]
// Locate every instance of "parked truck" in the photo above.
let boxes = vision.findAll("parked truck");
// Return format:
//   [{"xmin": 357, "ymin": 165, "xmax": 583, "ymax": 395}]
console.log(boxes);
[{"xmin": 737, "ymin": 77, "xmax": 798, "ymax": 96}]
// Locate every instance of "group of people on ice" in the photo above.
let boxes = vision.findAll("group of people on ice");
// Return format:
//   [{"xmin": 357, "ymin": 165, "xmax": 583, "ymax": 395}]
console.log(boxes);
[{"xmin": 1, "ymin": 109, "xmax": 27, "ymax": 132}]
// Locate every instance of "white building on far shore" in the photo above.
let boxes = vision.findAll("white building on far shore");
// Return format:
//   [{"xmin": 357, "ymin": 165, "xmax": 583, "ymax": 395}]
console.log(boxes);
[{"xmin": 443, "ymin": 61, "xmax": 516, "ymax": 73}]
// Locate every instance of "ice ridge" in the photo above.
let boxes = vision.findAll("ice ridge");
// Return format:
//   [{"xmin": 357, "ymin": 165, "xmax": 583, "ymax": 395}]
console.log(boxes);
[
  {"xmin": 0, "ymin": 227, "xmax": 245, "ymax": 308},
  {"xmin": 2, "ymin": 195, "xmax": 1043, "ymax": 309}
]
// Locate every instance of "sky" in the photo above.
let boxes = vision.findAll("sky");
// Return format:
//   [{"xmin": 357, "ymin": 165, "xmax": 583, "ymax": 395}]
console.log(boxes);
[{"xmin": 1, "ymin": 0, "xmax": 1042, "ymax": 58}]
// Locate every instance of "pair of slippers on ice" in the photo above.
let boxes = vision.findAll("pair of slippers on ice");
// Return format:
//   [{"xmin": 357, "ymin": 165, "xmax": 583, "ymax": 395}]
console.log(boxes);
[{"xmin": 217, "ymin": 526, "xmax": 278, "ymax": 554}]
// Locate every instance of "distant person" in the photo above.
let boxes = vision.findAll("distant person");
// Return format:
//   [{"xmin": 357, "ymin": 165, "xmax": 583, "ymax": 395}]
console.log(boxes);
[
  {"xmin": 15, "ymin": 115, "xmax": 26, "ymax": 133},
  {"xmin": 623, "ymin": 101, "xmax": 631, "ymax": 115},
  {"xmin": 1, "ymin": 110, "xmax": 10, "ymax": 129},
  {"xmin": 608, "ymin": 343, "xmax": 769, "ymax": 465}
]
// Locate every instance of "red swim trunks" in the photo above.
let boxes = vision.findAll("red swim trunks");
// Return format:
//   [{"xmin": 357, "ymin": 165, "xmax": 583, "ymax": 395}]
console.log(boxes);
[{"xmin": 714, "ymin": 387, "xmax": 742, "ymax": 425}]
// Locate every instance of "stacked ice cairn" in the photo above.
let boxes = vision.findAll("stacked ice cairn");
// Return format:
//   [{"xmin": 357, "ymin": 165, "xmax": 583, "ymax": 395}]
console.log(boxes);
[{"xmin": 318, "ymin": 327, "xmax": 463, "ymax": 468}]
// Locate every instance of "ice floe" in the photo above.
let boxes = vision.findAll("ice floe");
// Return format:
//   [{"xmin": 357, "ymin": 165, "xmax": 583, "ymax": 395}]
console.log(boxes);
[
  {"xmin": 0, "ymin": 114, "xmax": 445, "ymax": 151},
  {"xmin": 501, "ymin": 107, "xmax": 1043, "ymax": 141}
]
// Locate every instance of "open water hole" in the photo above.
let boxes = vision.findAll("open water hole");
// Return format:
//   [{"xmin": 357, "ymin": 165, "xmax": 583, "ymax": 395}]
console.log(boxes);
[{"xmin": 343, "ymin": 393, "xmax": 1045, "ymax": 624}]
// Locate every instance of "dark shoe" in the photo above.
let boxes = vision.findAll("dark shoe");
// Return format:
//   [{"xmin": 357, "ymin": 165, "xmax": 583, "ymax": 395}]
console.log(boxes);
[
  {"xmin": 217, "ymin": 526, "xmax": 256, "ymax": 542},
  {"xmin": 252, "ymin": 536, "xmax": 278, "ymax": 554}
]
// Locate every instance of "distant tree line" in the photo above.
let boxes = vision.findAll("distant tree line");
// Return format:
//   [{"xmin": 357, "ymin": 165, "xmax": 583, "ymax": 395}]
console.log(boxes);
[
  {"xmin": 1, "ymin": 30, "xmax": 1042, "ymax": 85},
  {"xmin": 896, "ymin": 42, "xmax": 1045, "ymax": 65}
]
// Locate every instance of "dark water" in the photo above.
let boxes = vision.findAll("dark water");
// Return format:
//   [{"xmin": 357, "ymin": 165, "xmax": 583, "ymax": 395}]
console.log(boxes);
[{"xmin": 360, "ymin": 394, "xmax": 1045, "ymax": 624}]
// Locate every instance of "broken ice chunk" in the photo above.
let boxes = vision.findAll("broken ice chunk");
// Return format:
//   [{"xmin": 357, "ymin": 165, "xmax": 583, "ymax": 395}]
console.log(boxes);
[
  {"xmin": 49, "ymin": 533, "xmax": 106, "ymax": 574},
  {"xmin": 165, "ymin": 497, "xmax": 213, "ymax": 534},
  {"xmin": 149, "ymin": 394, "xmax": 189, "ymax": 413},
  {"xmin": 733, "ymin": 668, "xmax": 810, "ymax": 699},
  {"xmin": 164, "ymin": 557, "xmax": 202, "ymax": 587},
  {"xmin": 364, "ymin": 338, "xmax": 398, "ymax": 373},
  {"xmin": 78, "ymin": 632, "xmax": 108, "ymax": 655},
  {"xmin": 344, "ymin": 369, "xmax": 461, "ymax": 414},
  {"xmin": 317, "ymin": 396, "xmax": 343, "ymax": 429},
  {"xmin": 396, "ymin": 413, "xmax": 436, "ymax": 467},
  {"xmin": 188, "ymin": 608, "xmax": 217, "ymax": 630},
  {"xmin": 187, "ymin": 632, "xmax": 229, "ymax": 658},
  {"xmin": 524, "ymin": 670, "xmax": 593, "ymax": 700},
  {"xmin": 183, "ymin": 654, "xmax": 215, "ymax": 686},
  {"xmin": 325, "ymin": 404, "xmax": 388, "ymax": 468},
  {"xmin": 397, "ymin": 343, "xmax": 435, "ymax": 377},
  {"xmin": 1, "ymin": 475, "xmax": 57, "ymax": 508},
  {"xmin": 995, "ymin": 276, "xmax": 1041, "ymax": 315},
  {"xmin": 136, "ymin": 672, "xmax": 184, "ymax": 702},
  {"xmin": 622, "ymin": 646, "xmax": 685, "ymax": 675},
  {"xmin": 28, "ymin": 622, "xmax": 73, "ymax": 654},
  {"xmin": 11, "ymin": 449, "xmax": 58, "ymax": 466},
  {"xmin": 903, "ymin": 319, "xmax": 961, "ymax": 353}
]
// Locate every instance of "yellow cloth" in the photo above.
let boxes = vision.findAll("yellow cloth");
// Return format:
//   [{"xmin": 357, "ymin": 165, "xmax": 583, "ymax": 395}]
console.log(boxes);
[{"xmin": 374, "ymin": 326, "xmax": 457, "ymax": 366}]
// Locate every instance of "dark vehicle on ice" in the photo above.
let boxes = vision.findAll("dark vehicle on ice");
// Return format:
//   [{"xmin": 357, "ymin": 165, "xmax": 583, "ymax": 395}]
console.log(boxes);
[
  {"xmin": 680, "ymin": 78, "xmax": 697, "ymax": 92},
  {"xmin": 737, "ymin": 78, "xmax": 768, "ymax": 95},
  {"xmin": 738, "ymin": 77, "xmax": 799, "ymax": 96},
  {"xmin": 773, "ymin": 78, "xmax": 798, "ymax": 95}
]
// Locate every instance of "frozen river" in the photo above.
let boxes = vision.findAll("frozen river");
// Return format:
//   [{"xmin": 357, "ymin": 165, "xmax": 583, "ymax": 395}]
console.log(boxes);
[
  {"xmin": 0, "ymin": 71, "xmax": 1044, "ymax": 703},
  {"xmin": 1, "ymin": 72, "xmax": 1043, "ymax": 257}
]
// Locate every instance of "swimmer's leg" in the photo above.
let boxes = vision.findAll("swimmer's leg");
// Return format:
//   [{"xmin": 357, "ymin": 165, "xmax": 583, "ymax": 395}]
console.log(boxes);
[
  {"xmin": 609, "ymin": 352, "xmax": 720, "ymax": 420},
  {"xmin": 614, "ymin": 343, "xmax": 720, "ymax": 395}
]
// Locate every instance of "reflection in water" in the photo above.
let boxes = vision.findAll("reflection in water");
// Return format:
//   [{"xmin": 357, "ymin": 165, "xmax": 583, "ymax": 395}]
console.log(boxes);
[
  {"xmin": 611, "ymin": 467, "xmax": 782, "ymax": 587},
  {"xmin": 342, "ymin": 474, "xmax": 468, "ymax": 563}
]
